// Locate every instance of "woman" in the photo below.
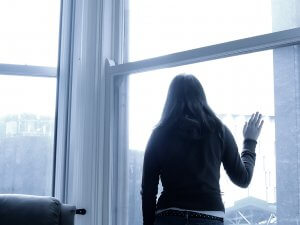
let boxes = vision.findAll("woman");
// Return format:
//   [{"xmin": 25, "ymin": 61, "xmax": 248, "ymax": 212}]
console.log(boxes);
[{"xmin": 141, "ymin": 74, "xmax": 264, "ymax": 225}]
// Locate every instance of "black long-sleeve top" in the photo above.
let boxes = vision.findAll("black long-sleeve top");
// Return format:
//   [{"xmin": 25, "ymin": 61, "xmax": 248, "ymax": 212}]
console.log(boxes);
[{"xmin": 141, "ymin": 117, "xmax": 257, "ymax": 225}]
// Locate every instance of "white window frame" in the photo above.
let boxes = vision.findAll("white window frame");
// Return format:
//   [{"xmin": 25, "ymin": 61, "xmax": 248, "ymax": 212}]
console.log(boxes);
[
  {"xmin": 53, "ymin": 0, "xmax": 74, "ymax": 202},
  {"xmin": 108, "ymin": 27, "xmax": 300, "ymax": 76},
  {"xmin": 106, "ymin": 21, "xmax": 300, "ymax": 225},
  {"xmin": 0, "ymin": 64, "xmax": 56, "ymax": 77}
]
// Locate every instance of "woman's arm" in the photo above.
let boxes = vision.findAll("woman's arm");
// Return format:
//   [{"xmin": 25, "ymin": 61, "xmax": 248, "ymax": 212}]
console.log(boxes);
[
  {"xmin": 141, "ymin": 129, "xmax": 161, "ymax": 225},
  {"xmin": 222, "ymin": 112, "xmax": 263, "ymax": 188}
]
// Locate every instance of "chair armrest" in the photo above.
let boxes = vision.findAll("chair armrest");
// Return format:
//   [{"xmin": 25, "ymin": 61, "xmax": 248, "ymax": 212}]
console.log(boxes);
[
  {"xmin": 0, "ymin": 194, "xmax": 61, "ymax": 225},
  {"xmin": 60, "ymin": 204, "xmax": 76, "ymax": 225}
]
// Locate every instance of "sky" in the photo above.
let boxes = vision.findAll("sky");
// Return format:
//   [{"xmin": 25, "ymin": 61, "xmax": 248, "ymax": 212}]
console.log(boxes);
[
  {"xmin": 0, "ymin": 0, "xmax": 60, "ymax": 67},
  {"xmin": 0, "ymin": 0, "xmax": 60, "ymax": 117},
  {"xmin": 0, "ymin": 75, "xmax": 56, "ymax": 117}
]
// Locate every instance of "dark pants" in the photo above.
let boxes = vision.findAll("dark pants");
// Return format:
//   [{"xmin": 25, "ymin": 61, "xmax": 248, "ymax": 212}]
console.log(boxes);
[{"xmin": 154, "ymin": 216, "xmax": 224, "ymax": 225}]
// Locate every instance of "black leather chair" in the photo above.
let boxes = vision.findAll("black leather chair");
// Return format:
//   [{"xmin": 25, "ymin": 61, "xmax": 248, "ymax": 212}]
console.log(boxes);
[{"xmin": 0, "ymin": 194, "xmax": 76, "ymax": 225}]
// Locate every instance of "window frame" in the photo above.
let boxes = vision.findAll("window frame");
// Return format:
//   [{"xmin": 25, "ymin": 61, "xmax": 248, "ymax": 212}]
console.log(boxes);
[
  {"xmin": 108, "ymin": 27, "xmax": 300, "ymax": 76},
  {"xmin": 106, "ymin": 18, "xmax": 300, "ymax": 225},
  {"xmin": 53, "ymin": 0, "xmax": 74, "ymax": 202},
  {"xmin": 0, "ymin": 64, "xmax": 56, "ymax": 77}
]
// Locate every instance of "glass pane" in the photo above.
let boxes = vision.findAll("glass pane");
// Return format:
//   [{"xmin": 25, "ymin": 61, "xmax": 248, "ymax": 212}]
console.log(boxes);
[
  {"xmin": 129, "ymin": 0, "xmax": 298, "ymax": 61},
  {"xmin": 0, "ymin": 0, "xmax": 61, "ymax": 66},
  {"xmin": 127, "ymin": 50, "xmax": 276, "ymax": 224},
  {"xmin": 0, "ymin": 75, "xmax": 56, "ymax": 195}
]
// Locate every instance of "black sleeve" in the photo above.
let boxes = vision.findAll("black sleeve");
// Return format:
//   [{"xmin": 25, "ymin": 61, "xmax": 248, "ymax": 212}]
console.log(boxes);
[
  {"xmin": 141, "ymin": 130, "xmax": 161, "ymax": 225},
  {"xmin": 222, "ymin": 126, "xmax": 257, "ymax": 188}
]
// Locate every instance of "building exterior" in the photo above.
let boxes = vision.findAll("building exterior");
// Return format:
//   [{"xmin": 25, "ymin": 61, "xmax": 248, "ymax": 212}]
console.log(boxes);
[
  {"xmin": 225, "ymin": 197, "xmax": 276, "ymax": 224},
  {"xmin": 0, "ymin": 114, "xmax": 53, "ymax": 138}
]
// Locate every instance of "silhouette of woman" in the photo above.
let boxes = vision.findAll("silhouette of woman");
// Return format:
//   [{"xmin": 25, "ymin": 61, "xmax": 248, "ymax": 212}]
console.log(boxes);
[{"xmin": 141, "ymin": 74, "xmax": 263, "ymax": 225}]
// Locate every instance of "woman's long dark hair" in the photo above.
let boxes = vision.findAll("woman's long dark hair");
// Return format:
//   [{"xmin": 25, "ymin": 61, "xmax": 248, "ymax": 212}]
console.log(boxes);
[{"xmin": 157, "ymin": 74, "xmax": 222, "ymax": 134}]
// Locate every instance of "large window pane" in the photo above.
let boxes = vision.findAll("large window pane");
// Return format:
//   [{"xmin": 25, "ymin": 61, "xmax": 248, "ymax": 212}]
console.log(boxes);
[
  {"xmin": 0, "ymin": 0, "xmax": 61, "ymax": 66},
  {"xmin": 129, "ymin": 0, "xmax": 298, "ymax": 61},
  {"xmin": 0, "ymin": 75, "xmax": 56, "ymax": 196},
  {"xmin": 127, "ymin": 50, "xmax": 276, "ymax": 224}
]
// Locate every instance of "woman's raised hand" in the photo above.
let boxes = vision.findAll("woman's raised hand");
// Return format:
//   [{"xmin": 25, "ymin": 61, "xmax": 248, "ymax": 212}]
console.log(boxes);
[{"xmin": 243, "ymin": 112, "xmax": 264, "ymax": 141}]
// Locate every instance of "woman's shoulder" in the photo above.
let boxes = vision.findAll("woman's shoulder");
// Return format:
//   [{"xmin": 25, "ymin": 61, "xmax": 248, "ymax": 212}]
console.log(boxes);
[
  {"xmin": 221, "ymin": 124, "xmax": 234, "ymax": 137},
  {"xmin": 151, "ymin": 125, "xmax": 172, "ymax": 138}
]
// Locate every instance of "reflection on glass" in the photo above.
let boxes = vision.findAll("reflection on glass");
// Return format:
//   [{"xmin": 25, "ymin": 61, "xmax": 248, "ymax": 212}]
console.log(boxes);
[
  {"xmin": 0, "ymin": 75, "xmax": 56, "ymax": 196},
  {"xmin": 129, "ymin": 0, "xmax": 297, "ymax": 61},
  {"xmin": 0, "ymin": 0, "xmax": 60, "ymax": 66},
  {"xmin": 127, "ymin": 50, "xmax": 276, "ymax": 224}
]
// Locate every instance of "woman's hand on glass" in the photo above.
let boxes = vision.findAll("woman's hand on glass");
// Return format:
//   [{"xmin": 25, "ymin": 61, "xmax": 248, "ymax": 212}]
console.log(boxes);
[{"xmin": 243, "ymin": 112, "xmax": 264, "ymax": 141}]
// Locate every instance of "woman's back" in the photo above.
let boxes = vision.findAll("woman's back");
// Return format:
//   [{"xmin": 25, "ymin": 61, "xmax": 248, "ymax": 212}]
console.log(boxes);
[
  {"xmin": 141, "ymin": 74, "xmax": 263, "ymax": 225},
  {"xmin": 156, "ymin": 117, "xmax": 224, "ymax": 210}
]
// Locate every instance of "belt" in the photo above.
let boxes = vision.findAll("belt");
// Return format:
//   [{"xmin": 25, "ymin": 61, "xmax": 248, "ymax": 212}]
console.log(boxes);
[{"xmin": 156, "ymin": 209, "xmax": 224, "ymax": 222}]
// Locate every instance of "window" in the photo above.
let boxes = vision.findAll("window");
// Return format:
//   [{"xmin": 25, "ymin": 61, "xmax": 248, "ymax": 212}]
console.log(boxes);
[
  {"xmin": 0, "ymin": 0, "xmax": 61, "ymax": 196},
  {"xmin": 107, "ymin": 0, "xmax": 300, "ymax": 225},
  {"xmin": 127, "ymin": 50, "xmax": 276, "ymax": 224}
]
